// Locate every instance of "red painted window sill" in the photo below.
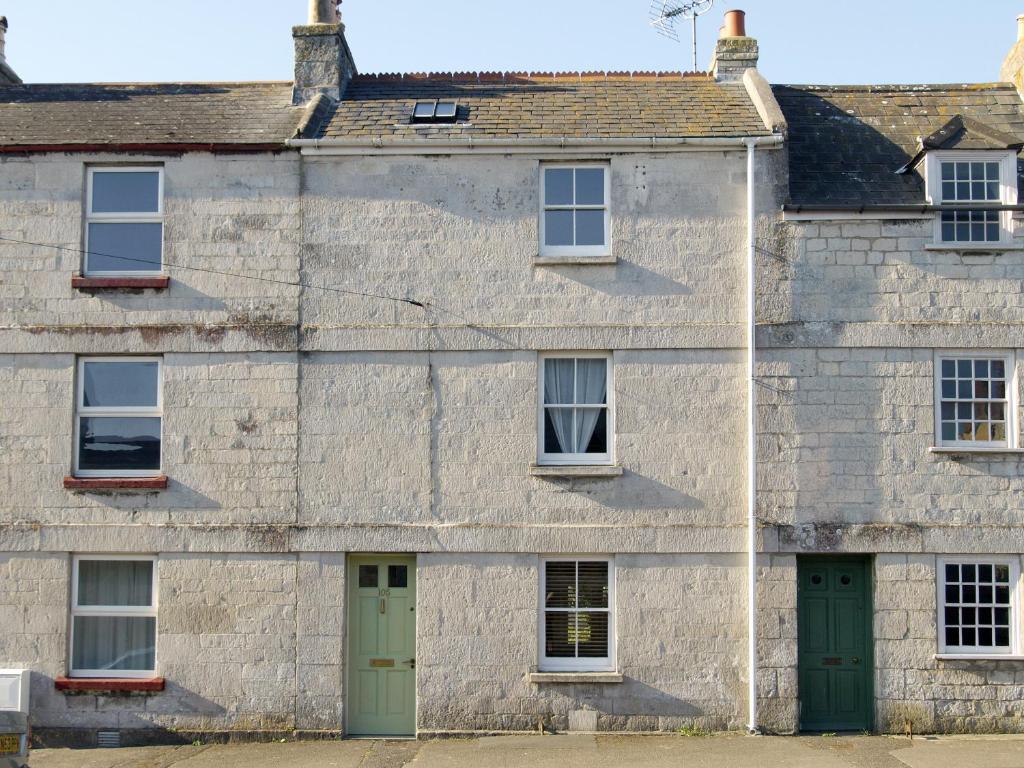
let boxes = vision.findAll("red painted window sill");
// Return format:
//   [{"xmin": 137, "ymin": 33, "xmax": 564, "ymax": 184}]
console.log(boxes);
[
  {"xmin": 72, "ymin": 276, "xmax": 169, "ymax": 290},
  {"xmin": 55, "ymin": 677, "xmax": 165, "ymax": 693},
  {"xmin": 63, "ymin": 476, "xmax": 169, "ymax": 491}
]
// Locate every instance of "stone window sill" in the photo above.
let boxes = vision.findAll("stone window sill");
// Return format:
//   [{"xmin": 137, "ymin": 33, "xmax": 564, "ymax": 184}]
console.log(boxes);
[
  {"xmin": 529, "ymin": 464, "xmax": 623, "ymax": 478},
  {"xmin": 929, "ymin": 447, "xmax": 1024, "ymax": 456},
  {"xmin": 55, "ymin": 677, "xmax": 165, "ymax": 693},
  {"xmin": 63, "ymin": 476, "xmax": 169, "ymax": 491},
  {"xmin": 72, "ymin": 276, "xmax": 170, "ymax": 290},
  {"xmin": 533, "ymin": 255, "xmax": 617, "ymax": 266},
  {"xmin": 924, "ymin": 245, "xmax": 1024, "ymax": 253},
  {"xmin": 935, "ymin": 654, "xmax": 1024, "ymax": 661},
  {"xmin": 528, "ymin": 672, "xmax": 624, "ymax": 684}
]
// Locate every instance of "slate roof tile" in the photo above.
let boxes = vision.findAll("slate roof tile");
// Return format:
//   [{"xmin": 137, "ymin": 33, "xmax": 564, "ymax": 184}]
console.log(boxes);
[
  {"xmin": 774, "ymin": 83, "xmax": 1024, "ymax": 206},
  {"xmin": 316, "ymin": 72, "xmax": 769, "ymax": 139},
  {"xmin": 0, "ymin": 82, "xmax": 302, "ymax": 148}
]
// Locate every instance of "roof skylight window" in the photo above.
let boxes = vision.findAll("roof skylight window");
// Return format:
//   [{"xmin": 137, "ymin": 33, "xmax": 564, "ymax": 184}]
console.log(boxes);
[{"xmin": 411, "ymin": 100, "xmax": 459, "ymax": 123}]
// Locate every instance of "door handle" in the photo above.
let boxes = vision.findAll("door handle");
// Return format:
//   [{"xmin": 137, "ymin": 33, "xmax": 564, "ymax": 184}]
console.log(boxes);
[
  {"xmin": 404, "ymin": 658, "xmax": 416, "ymax": 669},
  {"xmin": 852, "ymin": 657, "xmax": 861, "ymax": 664},
  {"xmin": 379, "ymin": 598, "xmax": 386, "ymax": 614}
]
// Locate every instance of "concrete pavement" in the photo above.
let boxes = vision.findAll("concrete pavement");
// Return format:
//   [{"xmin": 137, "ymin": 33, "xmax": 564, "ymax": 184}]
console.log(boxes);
[{"xmin": 28, "ymin": 733, "xmax": 1024, "ymax": 768}]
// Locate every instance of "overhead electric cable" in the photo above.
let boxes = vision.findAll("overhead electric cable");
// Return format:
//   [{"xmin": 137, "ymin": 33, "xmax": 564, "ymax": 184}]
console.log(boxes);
[{"xmin": 0, "ymin": 235, "xmax": 426, "ymax": 309}]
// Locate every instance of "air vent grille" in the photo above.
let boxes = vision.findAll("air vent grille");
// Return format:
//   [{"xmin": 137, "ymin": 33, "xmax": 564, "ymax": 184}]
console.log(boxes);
[{"xmin": 96, "ymin": 730, "xmax": 121, "ymax": 748}]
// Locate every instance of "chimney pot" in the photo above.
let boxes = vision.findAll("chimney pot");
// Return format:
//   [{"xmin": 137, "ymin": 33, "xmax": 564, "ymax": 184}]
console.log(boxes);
[
  {"xmin": 724, "ymin": 9, "xmax": 747, "ymax": 38},
  {"xmin": 710, "ymin": 9, "xmax": 757, "ymax": 81},
  {"xmin": 308, "ymin": 0, "xmax": 340, "ymax": 25}
]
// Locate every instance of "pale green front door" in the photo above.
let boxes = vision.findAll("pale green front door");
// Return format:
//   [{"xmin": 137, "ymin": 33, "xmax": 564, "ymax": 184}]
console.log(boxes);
[{"xmin": 347, "ymin": 555, "xmax": 416, "ymax": 736}]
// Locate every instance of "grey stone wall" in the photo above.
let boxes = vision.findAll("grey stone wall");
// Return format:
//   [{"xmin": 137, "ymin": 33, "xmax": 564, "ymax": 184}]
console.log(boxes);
[
  {"xmin": 0, "ymin": 144, "xmax": 795, "ymax": 738},
  {"xmin": 875, "ymin": 554, "xmax": 1024, "ymax": 734},
  {"xmin": 416, "ymin": 552, "xmax": 748, "ymax": 734},
  {"xmin": 0, "ymin": 352, "xmax": 298, "ymax": 529},
  {"xmin": 757, "ymin": 212, "xmax": 1024, "ymax": 734}
]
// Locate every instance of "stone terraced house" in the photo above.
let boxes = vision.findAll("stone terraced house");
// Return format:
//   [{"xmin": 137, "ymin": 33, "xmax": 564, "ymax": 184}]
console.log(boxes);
[{"xmin": 3, "ymin": 1, "xmax": 1024, "ymax": 745}]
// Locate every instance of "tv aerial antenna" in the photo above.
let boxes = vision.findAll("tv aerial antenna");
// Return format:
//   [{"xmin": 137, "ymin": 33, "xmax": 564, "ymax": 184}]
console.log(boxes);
[{"xmin": 649, "ymin": 0, "xmax": 715, "ymax": 72}]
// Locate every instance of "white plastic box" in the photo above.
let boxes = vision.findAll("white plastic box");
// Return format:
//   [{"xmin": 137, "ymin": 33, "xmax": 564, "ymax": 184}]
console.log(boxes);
[{"xmin": 0, "ymin": 670, "xmax": 29, "ymax": 715}]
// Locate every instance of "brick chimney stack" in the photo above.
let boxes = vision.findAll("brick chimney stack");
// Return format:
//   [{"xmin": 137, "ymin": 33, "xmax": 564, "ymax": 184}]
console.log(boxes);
[
  {"xmin": 292, "ymin": 0, "xmax": 356, "ymax": 105},
  {"xmin": 1000, "ymin": 15, "xmax": 1024, "ymax": 97},
  {"xmin": 0, "ymin": 17, "xmax": 23, "ymax": 85},
  {"xmin": 710, "ymin": 10, "xmax": 758, "ymax": 81}
]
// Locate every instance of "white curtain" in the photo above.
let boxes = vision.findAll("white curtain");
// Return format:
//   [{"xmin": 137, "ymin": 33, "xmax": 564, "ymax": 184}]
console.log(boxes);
[
  {"xmin": 544, "ymin": 359, "xmax": 575, "ymax": 453},
  {"xmin": 73, "ymin": 616, "xmax": 156, "ymax": 671},
  {"xmin": 574, "ymin": 359, "xmax": 607, "ymax": 453},
  {"xmin": 78, "ymin": 560, "xmax": 152, "ymax": 606}
]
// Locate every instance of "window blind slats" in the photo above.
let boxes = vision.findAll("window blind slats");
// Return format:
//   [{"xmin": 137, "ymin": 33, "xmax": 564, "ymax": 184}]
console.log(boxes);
[{"xmin": 542, "ymin": 559, "xmax": 611, "ymax": 667}]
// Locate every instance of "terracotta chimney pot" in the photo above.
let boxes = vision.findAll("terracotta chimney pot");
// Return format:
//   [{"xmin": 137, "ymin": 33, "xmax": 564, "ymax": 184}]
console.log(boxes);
[{"xmin": 724, "ymin": 9, "xmax": 746, "ymax": 38}]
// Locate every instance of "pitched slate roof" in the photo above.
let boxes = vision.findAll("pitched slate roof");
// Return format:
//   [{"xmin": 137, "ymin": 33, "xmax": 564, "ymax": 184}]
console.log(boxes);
[
  {"xmin": 314, "ymin": 72, "xmax": 770, "ymax": 139},
  {"xmin": 773, "ymin": 83, "xmax": 1024, "ymax": 206},
  {"xmin": 0, "ymin": 82, "xmax": 301, "ymax": 150}
]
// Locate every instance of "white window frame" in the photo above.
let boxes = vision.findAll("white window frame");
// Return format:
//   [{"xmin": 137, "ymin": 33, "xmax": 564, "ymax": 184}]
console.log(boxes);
[
  {"xmin": 539, "ymin": 555, "xmax": 616, "ymax": 672},
  {"xmin": 70, "ymin": 554, "xmax": 159, "ymax": 678},
  {"xmin": 937, "ymin": 556, "xmax": 1020, "ymax": 656},
  {"xmin": 924, "ymin": 151, "xmax": 1017, "ymax": 246},
  {"xmin": 538, "ymin": 352, "xmax": 614, "ymax": 466},
  {"xmin": 539, "ymin": 163, "xmax": 612, "ymax": 257},
  {"xmin": 73, "ymin": 356, "xmax": 163, "ymax": 478},
  {"xmin": 933, "ymin": 350, "xmax": 1017, "ymax": 449},
  {"xmin": 84, "ymin": 166, "xmax": 165, "ymax": 276}
]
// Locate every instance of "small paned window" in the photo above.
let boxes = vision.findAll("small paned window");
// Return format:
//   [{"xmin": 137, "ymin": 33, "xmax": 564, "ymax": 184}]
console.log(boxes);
[
  {"xmin": 939, "ymin": 558, "xmax": 1017, "ymax": 655},
  {"xmin": 539, "ymin": 354, "xmax": 612, "ymax": 465},
  {"xmin": 928, "ymin": 153, "xmax": 1016, "ymax": 246},
  {"xmin": 540, "ymin": 165, "xmax": 610, "ymax": 256},
  {"xmin": 75, "ymin": 358, "xmax": 162, "ymax": 477},
  {"xmin": 70, "ymin": 556, "xmax": 157, "ymax": 678},
  {"xmin": 85, "ymin": 168, "xmax": 163, "ymax": 275},
  {"xmin": 939, "ymin": 161, "xmax": 1002, "ymax": 243},
  {"xmin": 935, "ymin": 354, "xmax": 1014, "ymax": 447},
  {"xmin": 541, "ymin": 558, "xmax": 614, "ymax": 671}
]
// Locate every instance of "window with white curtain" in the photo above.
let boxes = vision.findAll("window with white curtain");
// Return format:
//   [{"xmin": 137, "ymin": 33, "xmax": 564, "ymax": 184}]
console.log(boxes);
[
  {"xmin": 540, "ymin": 557, "xmax": 614, "ymax": 672},
  {"xmin": 70, "ymin": 556, "xmax": 157, "ymax": 678},
  {"xmin": 538, "ymin": 354, "xmax": 612, "ymax": 465}
]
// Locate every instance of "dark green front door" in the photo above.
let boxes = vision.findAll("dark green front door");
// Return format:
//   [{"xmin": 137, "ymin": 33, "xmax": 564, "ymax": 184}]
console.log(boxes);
[{"xmin": 797, "ymin": 557, "xmax": 873, "ymax": 732}]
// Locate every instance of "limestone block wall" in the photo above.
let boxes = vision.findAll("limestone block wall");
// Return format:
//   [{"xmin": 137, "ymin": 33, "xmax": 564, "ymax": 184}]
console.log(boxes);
[
  {"xmin": 764, "ymin": 218, "xmax": 1024, "ymax": 326},
  {"xmin": 756, "ymin": 554, "xmax": 798, "ymax": 733},
  {"xmin": 0, "ymin": 352, "xmax": 298, "ymax": 529},
  {"xmin": 0, "ymin": 554, "xmax": 69, "ymax": 727},
  {"xmin": 874, "ymin": 554, "xmax": 1024, "ymax": 734},
  {"xmin": 0, "ymin": 153, "xmax": 300, "ymax": 330},
  {"xmin": 3, "ymin": 552, "xmax": 347, "ymax": 737},
  {"xmin": 297, "ymin": 349, "xmax": 747, "ymax": 543},
  {"xmin": 298, "ymin": 150, "xmax": 781, "ymax": 347},
  {"xmin": 757, "ymin": 345, "xmax": 1024, "ymax": 531},
  {"xmin": 415, "ymin": 552, "xmax": 748, "ymax": 734}
]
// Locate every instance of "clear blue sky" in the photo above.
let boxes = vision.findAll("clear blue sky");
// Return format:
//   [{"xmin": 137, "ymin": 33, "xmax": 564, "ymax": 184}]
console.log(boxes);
[{"xmin": 2, "ymin": 1, "xmax": 1022, "ymax": 85}]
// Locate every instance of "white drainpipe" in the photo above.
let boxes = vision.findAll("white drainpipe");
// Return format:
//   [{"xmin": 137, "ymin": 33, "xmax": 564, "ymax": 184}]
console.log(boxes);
[{"xmin": 744, "ymin": 136, "xmax": 759, "ymax": 735}]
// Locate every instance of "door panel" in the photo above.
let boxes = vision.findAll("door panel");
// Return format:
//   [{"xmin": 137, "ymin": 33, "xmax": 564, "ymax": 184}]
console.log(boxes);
[
  {"xmin": 798, "ymin": 557, "xmax": 873, "ymax": 732},
  {"xmin": 347, "ymin": 555, "xmax": 416, "ymax": 736}
]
